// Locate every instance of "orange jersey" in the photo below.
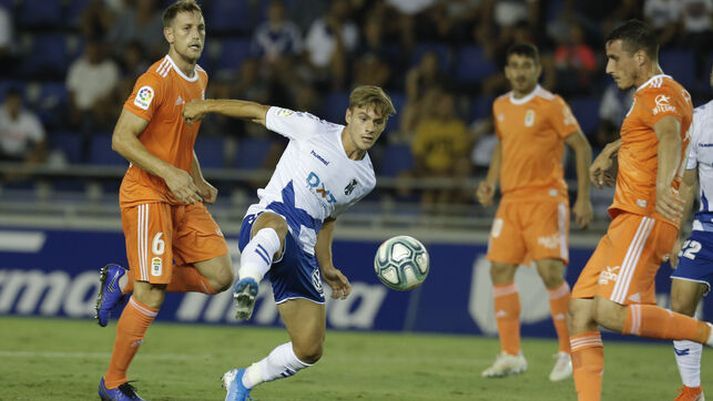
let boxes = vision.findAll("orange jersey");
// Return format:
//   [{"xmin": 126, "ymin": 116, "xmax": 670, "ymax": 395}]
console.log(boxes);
[
  {"xmin": 119, "ymin": 55, "xmax": 208, "ymax": 208},
  {"xmin": 609, "ymin": 74, "xmax": 692, "ymax": 226},
  {"xmin": 493, "ymin": 85, "xmax": 581, "ymax": 202}
]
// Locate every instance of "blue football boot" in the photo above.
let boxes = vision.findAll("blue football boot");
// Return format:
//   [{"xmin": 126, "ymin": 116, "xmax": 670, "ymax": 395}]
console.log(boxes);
[
  {"xmin": 233, "ymin": 278, "xmax": 258, "ymax": 320},
  {"xmin": 98, "ymin": 377, "xmax": 146, "ymax": 401},
  {"xmin": 222, "ymin": 368, "xmax": 253, "ymax": 401},
  {"xmin": 95, "ymin": 263, "xmax": 128, "ymax": 327}
]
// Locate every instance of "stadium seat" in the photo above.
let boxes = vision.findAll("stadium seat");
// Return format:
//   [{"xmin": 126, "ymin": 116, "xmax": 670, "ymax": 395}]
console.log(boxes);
[
  {"xmin": 65, "ymin": 0, "xmax": 92, "ymax": 28},
  {"xmin": 659, "ymin": 49, "xmax": 696, "ymax": 90},
  {"xmin": 22, "ymin": 34, "xmax": 69, "ymax": 79},
  {"xmin": 380, "ymin": 143, "xmax": 414, "ymax": 177},
  {"xmin": 50, "ymin": 131, "xmax": 83, "ymax": 164},
  {"xmin": 234, "ymin": 137, "xmax": 273, "ymax": 170},
  {"xmin": 321, "ymin": 91, "xmax": 350, "ymax": 124},
  {"xmin": 17, "ymin": 0, "xmax": 63, "ymax": 28},
  {"xmin": 568, "ymin": 97, "xmax": 600, "ymax": 137},
  {"xmin": 385, "ymin": 91, "xmax": 405, "ymax": 134},
  {"xmin": 453, "ymin": 45, "xmax": 497, "ymax": 86},
  {"xmin": 194, "ymin": 136, "xmax": 226, "ymax": 168},
  {"xmin": 89, "ymin": 134, "xmax": 127, "ymax": 166},
  {"xmin": 205, "ymin": 0, "xmax": 253, "ymax": 34},
  {"xmin": 468, "ymin": 95, "xmax": 496, "ymax": 122},
  {"xmin": 213, "ymin": 38, "xmax": 252, "ymax": 73},
  {"xmin": 410, "ymin": 42, "xmax": 451, "ymax": 70}
]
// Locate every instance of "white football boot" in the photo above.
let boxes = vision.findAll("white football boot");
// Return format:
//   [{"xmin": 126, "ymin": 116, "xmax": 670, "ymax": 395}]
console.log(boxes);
[
  {"xmin": 481, "ymin": 352, "xmax": 528, "ymax": 378},
  {"xmin": 548, "ymin": 351, "xmax": 573, "ymax": 382}
]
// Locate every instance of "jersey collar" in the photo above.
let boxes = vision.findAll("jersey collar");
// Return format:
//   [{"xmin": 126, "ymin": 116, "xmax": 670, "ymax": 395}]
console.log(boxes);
[
  {"xmin": 164, "ymin": 55, "xmax": 199, "ymax": 82},
  {"xmin": 636, "ymin": 74, "xmax": 671, "ymax": 92},
  {"xmin": 509, "ymin": 85, "xmax": 540, "ymax": 105}
]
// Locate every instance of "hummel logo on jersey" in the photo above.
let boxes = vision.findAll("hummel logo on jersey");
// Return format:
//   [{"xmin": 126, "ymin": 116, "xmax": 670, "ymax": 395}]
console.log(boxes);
[
  {"xmin": 310, "ymin": 150, "xmax": 330, "ymax": 166},
  {"xmin": 674, "ymin": 347, "xmax": 690, "ymax": 356},
  {"xmin": 344, "ymin": 179, "xmax": 358, "ymax": 195},
  {"xmin": 175, "ymin": 95, "xmax": 184, "ymax": 106}
]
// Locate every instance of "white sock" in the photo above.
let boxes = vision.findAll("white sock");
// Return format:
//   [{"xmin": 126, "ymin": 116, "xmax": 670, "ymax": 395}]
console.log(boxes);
[
  {"xmin": 239, "ymin": 228, "xmax": 281, "ymax": 283},
  {"xmin": 242, "ymin": 342, "xmax": 311, "ymax": 389},
  {"xmin": 673, "ymin": 340, "xmax": 702, "ymax": 387}
]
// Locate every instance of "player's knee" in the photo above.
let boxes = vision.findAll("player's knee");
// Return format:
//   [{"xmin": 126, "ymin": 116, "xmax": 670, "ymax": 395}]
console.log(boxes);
[
  {"xmin": 535, "ymin": 260, "xmax": 565, "ymax": 289},
  {"xmin": 592, "ymin": 297, "xmax": 625, "ymax": 332},
  {"xmin": 133, "ymin": 282, "xmax": 166, "ymax": 309},
  {"xmin": 670, "ymin": 291, "xmax": 698, "ymax": 316},
  {"xmin": 490, "ymin": 263, "xmax": 516, "ymax": 285},
  {"xmin": 293, "ymin": 342, "xmax": 322, "ymax": 364},
  {"xmin": 568, "ymin": 298, "xmax": 594, "ymax": 332},
  {"xmin": 212, "ymin": 264, "xmax": 234, "ymax": 293}
]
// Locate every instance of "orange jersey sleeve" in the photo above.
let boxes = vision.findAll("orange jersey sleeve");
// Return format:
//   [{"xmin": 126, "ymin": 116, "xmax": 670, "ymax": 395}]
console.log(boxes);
[
  {"xmin": 610, "ymin": 75, "xmax": 693, "ymax": 225},
  {"xmin": 493, "ymin": 86, "xmax": 581, "ymax": 201},
  {"xmin": 119, "ymin": 56, "xmax": 209, "ymax": 209}
]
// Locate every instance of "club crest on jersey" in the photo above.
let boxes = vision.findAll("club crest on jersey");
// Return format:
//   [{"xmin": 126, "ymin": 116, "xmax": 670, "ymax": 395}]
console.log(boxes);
[
  {"xmin": 652, "ymin": 94, "xmax": 676, "ymax": 115},
  {"xmin": 524, "ymin": 109, "xmax": 535, "ymax": 127},
  {"xmin": 344, "ymin": 178, "xmax": 358, "ymax": 195},
  {"xmin": 134, "ymin": 85, "xmax": 154, "ymax": 110},
  {"xmin": 306, "ymin": 172, "xmax": 337, "ymax": 204}
]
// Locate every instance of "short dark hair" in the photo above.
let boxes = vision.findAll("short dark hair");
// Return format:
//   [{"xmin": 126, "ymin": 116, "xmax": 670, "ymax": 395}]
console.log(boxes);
[
  {"xmin": 606, "ymin": 19, "xmax": 658, "ymax": 60},
  {"xmin": 506, "ymin": 43, "xmax": 539, "ymax": 64},
  {"xmin": 162, "ymin": 0, "xmax": 203, "ymax": 27}
]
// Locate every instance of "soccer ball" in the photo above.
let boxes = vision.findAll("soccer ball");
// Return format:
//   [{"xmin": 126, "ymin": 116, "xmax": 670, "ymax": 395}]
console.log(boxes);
[{"xmin": 374, "ymin": 235, "xmax": 429, "ymax": 291}]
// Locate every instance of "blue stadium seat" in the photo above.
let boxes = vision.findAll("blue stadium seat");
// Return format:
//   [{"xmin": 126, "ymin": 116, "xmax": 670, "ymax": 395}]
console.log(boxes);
[
  {"xmin": 205, "ymin": 0, "xmax": 253, "ymax": 33},
  {"xmin": 194, "ymin": 136, "xmax": 226, "ymax": 168},
  {"xmin": 213, "ymin": 38, "xmax": 252, "ymax": 73},
  {"xmin": 321, "ymin": 91, "xmax": 350, "ymax": 124},
  {"xmin": 235, "ymin": 137, "xmax": 273, "ymax": 170},
  {"xmin": 65, "ymin": 0, "xmax": 91, "ymax": 28},
  {"xmin": 568, "ymin": 97, "xmax": 600, "ymax": 137},
  {"xmin": 380, "ymin": 143, "xmax": 414, "ymax": 177},
  {"xmin": 410, "ymin": 42, "xmax": 451, "ymax": 70},
  {"xmin": 89, "ymin": 134, "xmax": 127, "ymax": 166},
  {"xmin": 18, "ymin": 0, "xmax": 63, "ymax": 28},
  {"xmin": 468, "ymin": 95, "xmax": 496, "ymax": 121},
  {"xmin": 23, "ymin": 34, "xmax": 69, "ymax": 79},
  {"xmin": 660, "ymin": 49, "xmax": 696, "ymax": 90},
  {"xmin": 453, "ymin": 45, "xmax": 497, "ymax": 86},
  {"xmin": 50, "ymin": 131, "xmax": 83, "ymax": 164}
]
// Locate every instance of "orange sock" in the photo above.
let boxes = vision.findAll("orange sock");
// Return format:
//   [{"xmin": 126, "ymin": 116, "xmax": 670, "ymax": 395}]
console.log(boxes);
[
  {"xmin": 122, "ymin": 265, "xmax": 217, "ymax": 294},
  {"xmin": 548, "ymin": 282, "xmax": 571, "ymax": 353},
  {"xmin": 570, "ymin": 331, "xmax": 604, "ymax": 401},
  {"xmin": 104, "ymin": 297, "xmax": 157, "ymax": 389},
  {"xmin": 623, "ymin": 304, "xmax": 710, "ymax": 343},
  {"xmin": 493, "ymin": 283, "xmax": 521, "ymax": 355}
]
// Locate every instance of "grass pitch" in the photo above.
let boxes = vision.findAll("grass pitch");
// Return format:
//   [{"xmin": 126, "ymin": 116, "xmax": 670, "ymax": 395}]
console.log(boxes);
[{"xmin": 0, "ymin": 316, "xmax": 701, "ymax": 401}]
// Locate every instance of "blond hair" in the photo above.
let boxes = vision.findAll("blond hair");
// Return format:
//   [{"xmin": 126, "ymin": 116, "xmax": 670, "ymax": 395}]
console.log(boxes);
[
  {"xmin": 162, "ymin": 0, "xmax": 203, "ymax": 27},
  {"xmin": 348, "ymin": 85, "xmax": 396, "ymax": 118}
]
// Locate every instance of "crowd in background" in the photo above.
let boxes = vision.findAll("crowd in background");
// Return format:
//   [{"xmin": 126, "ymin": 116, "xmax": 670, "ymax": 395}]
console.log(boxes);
[{"xmin": 1, "ymin": 0, "xmax": 712, "ymax": 207}]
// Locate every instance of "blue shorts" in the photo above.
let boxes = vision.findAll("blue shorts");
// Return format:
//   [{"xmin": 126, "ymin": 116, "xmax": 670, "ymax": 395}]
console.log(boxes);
[
  {"xmin": 671, "ymin": 230, "xmax": 713, "ymax": 295},
  {"xmin": 238, "ymin": 213, "xmax": 325, "ymax": 304}
]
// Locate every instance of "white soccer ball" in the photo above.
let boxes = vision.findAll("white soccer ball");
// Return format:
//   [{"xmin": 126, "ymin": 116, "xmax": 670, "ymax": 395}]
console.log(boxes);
[{"xmin": 374, "ymin": 235, "xmax": 429, "ymax": 291}]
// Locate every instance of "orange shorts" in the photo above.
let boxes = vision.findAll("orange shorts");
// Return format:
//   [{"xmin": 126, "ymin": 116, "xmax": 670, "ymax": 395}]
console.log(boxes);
[
  {"xmin": 486, "ymin": 200, "xmax": 570, "ymax": 265},
  {"xmin": 121, "ymin": 202, "xmax": 228, "ymax": 284},
  {"xmin": 572, "ymin": 213, "xmax": 677, "ymax": 305}
]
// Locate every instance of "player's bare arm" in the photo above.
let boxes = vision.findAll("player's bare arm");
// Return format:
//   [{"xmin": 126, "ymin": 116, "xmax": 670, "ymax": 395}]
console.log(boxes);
[
  {"xmin": 476, "ymin": 140, "xmax": 501, "ymax": 207},
  {"xmin": 315, "ymin": 217, "xmax": 351, "ymax": 300},
  {"xmin": 589, "ymin": 138, "xmax": 621, "ymax": 188},
  {"xmin": 190, "ymin": 151, "xmax": 217, "ymax": 204},
  {"xmin": 183, "ymin": 99, "xmax": 270, "ymax": 126},
  {"xmin": 670, "ymin": 168, "xmax": 698, "ymax": 267},
  {"xmin": 112, "ymin": 108, "xmax": 203, "ymax": 204},
  {"xmin": 654, "ymin": 115, "xmax": 685, "ymax": 221},
  {"xmin": 565, "ymin": 130, "xmax": 594, "ymax": 228}
]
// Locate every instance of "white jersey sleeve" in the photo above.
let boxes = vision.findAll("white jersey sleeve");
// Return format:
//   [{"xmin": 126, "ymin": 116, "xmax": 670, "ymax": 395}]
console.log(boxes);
[
  {"xmin": 266, "ymin": 106, "xmax": 323, "ymax": 141},
  {"xmin": 687, "ymin": 107, "xmax": 702, "ymax": 170}
]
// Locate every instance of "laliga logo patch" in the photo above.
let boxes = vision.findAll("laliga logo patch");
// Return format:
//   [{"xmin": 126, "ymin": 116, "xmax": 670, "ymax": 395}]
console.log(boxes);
[
  {"xmin": 524, "ymin": 109, "xmax": 535, "ymax": 127},
  {"xmin": 134, "ymin": 85, "xmax": 154, "ymax": 110},
  {"xmin": 652, "ymin": 94, "xmax": 676, "ymax": 115},
  {"xmin": 151, "ymin": 257, "xmax": 162, "ymax": 276}
]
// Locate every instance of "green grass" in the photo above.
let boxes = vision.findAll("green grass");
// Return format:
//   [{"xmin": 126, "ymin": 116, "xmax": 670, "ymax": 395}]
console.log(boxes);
[{"xmin": 0, "ymin": 316, "xmax": 702, "ymax": 401}]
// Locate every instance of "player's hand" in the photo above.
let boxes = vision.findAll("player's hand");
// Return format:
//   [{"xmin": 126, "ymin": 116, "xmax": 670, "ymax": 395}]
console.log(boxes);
[
  {"xmin": 589, "ymin": 152, "xmax": 616, "ymax": 188},
  {"xmin": 322, "ymin": 267, "xmax": 351, "ymax": 300},
  {"xmin": 655, "ymin": 186, "xmax": 684, "ymax": 222},
  {"xmin": 183, "ymin": 100, "xmax": 207, "ymax": 124},
  {"xmin": 572, "ymin": 197, "xmax": 593, "ymax": 229},
  {"xmin": 195, "ymin": 179, "xmax": 218, "ymax": 204},
  {"xmin": 164, "ymin": 167, "xmax": 203, "ymax": 204},
  {"xmin": 668, "ymin": 238, "xmax": 683, "ymax": 269},
  {"xmin": 476, "ymin": 181, "xmax": 495, "ymax": 206}
]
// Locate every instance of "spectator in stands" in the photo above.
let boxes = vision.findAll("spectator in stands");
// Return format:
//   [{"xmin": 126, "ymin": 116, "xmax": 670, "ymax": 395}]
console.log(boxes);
[
  {"xmin": 385, "ymin": 0, "xmax": 437, "ymax": 50},
  {"xmin": 108, "ymin": 0, "xmax": 165, "ymax": 59},
  {"xmin": 353, "ymin": 17, "xmax": 392, "ymax": 88},
  {"xmin": 679, "ymin": 0, "xmax": 713, "ymax": 76},
  {"xmin": 594, "ymin": 83, "xmax": 634, "ymax": 153},
  {"xmin": 252, "ymin": 0, "xmax": 304, "ymax": 67},
  {"xmin": 552, "ymin": 23, "xmax": 598, "ymax": 96},
  {"xmin": 0, "ymin": 4, "xmax": 14, "ymax": 77},
  {"xmin": 305, "ymin": 0, "xmax": 360, "ymax": 91},
  {"xmin": 400, "ymin": 51, "xmax": 448, "ymax": 139},
  {"xmin": 643, "ymin": 0, "xmax": 681, "ymax": 47},
  {"xmin": 66, "ymin": 40, "xmax": 120, "ymax": 161},
  {"xmin": 0, "ymin": 88, "xmax": 46, "ymax": 164},
  {"xmin": 412, "ymin": 90, "xmax": 472, "ymax": 207},
  {"xmin": 79, "ymin": 0, "xmax": 115, "ymax": 41}
]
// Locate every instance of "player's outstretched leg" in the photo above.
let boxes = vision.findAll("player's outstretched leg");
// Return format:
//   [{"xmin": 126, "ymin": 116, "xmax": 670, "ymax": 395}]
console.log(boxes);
[
  {"xmin": 95, "ymin": 264, "xmax": 129, "ymax": 327},
  {"xmin": 222, "ymin": 368, "xmax": 252, "ymax": 401},
  {"xmin": 98, "ymin": 376, "xmax": 145, "ymax": 401},
  {"xmin": 233, "ymin": 278, "xmax": 259, "ymax": 320}
]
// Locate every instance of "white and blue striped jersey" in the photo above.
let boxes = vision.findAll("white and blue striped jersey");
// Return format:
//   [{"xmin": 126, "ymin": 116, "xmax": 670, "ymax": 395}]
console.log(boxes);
[
  {"xmin": 687, "ymin": 100, "xmax": 713, "ymax": 232},
  {"xmin": 246, "ymin": 106, "xmax": 376, "ymax": 254}
]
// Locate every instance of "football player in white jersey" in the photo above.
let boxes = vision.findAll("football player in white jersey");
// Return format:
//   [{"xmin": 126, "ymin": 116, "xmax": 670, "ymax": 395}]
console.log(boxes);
[
  {"xmin": 668, "ymin": 71, "xmax": 713, "ymax": 401},
  {"xmin": 183, "ymin": 85, "xmax": 395, "ymax": 401}
]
